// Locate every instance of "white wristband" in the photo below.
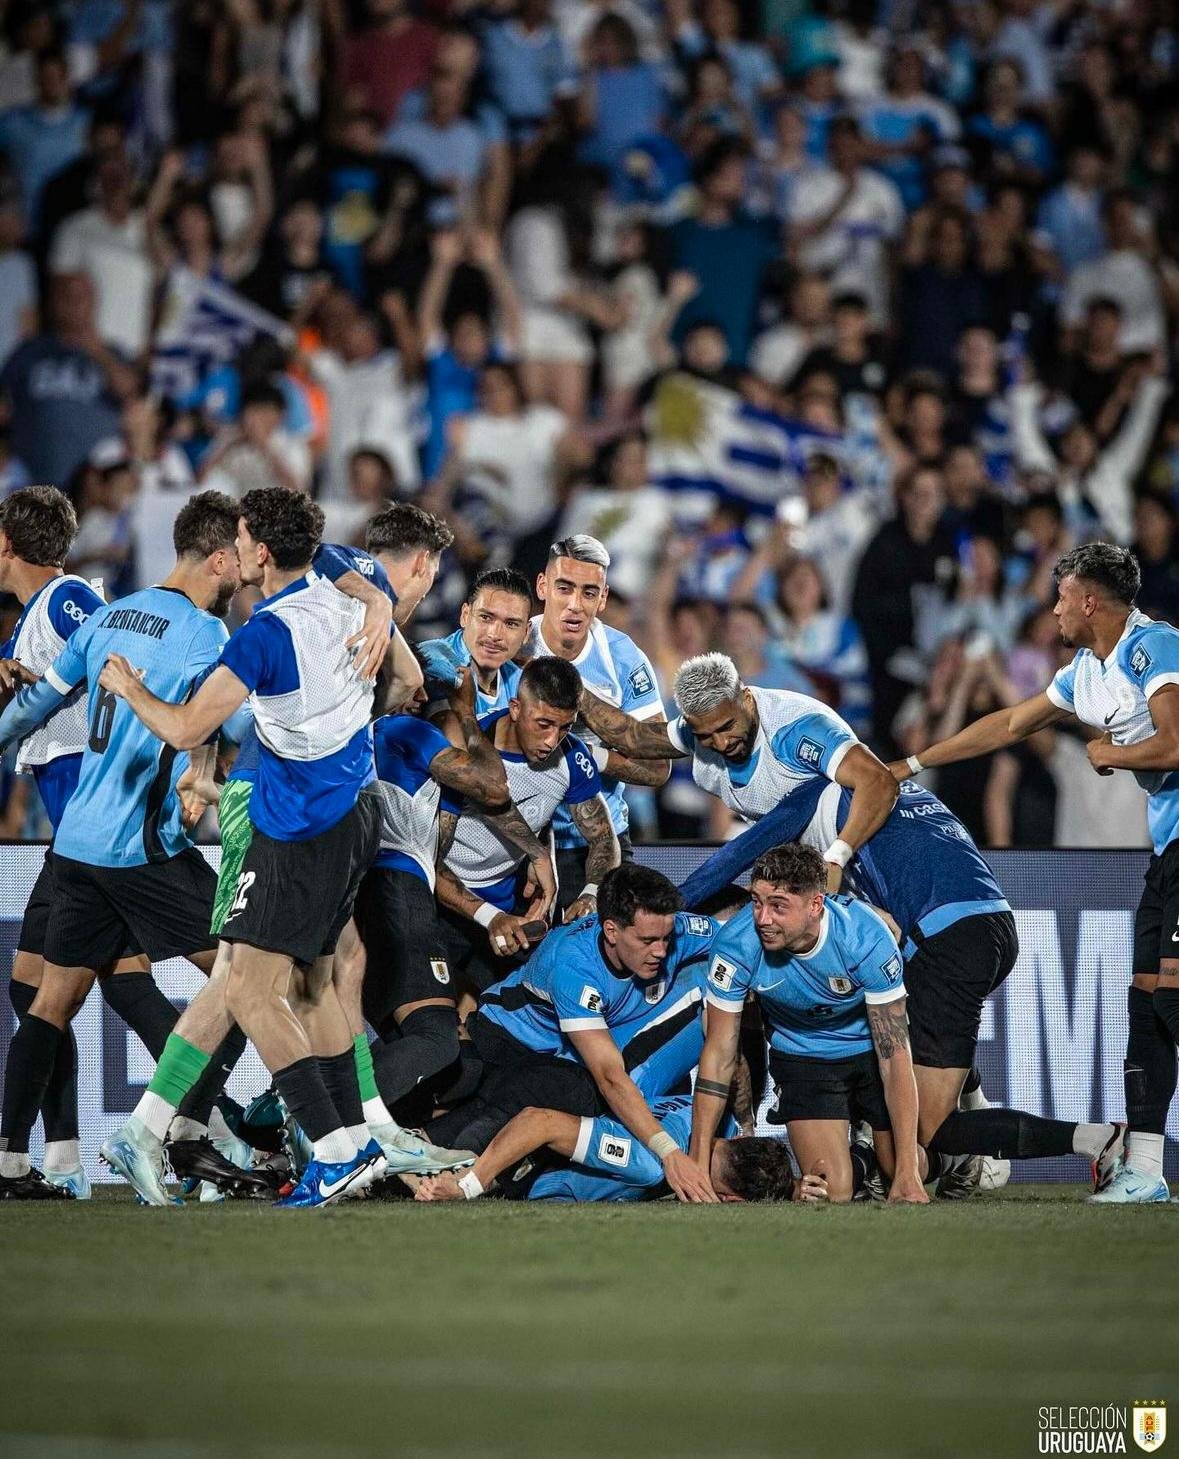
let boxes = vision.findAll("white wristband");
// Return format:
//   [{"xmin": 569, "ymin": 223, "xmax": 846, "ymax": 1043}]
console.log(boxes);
[
  {"xmin": 823, "ymin": 838, "xmax": 853, "ymax": 869},
  {"xmin": 458, "ymin": 1170, "xmax": 484, "ymax": 1200},
  {"xmin": 591, "ymin": 744, "xmax": 611, "ymax": 772},
  {"xmin": 473, "ymin": 903, "xmax": 498, "ymax": 929},
  {"xmin": 579, "ymin": 883, "xmax": 598, "ymax": 902},
  {"xmin": 906, "ymin": 754, "xmax": 924, "ymax": 774},
  {"xmin": 647, "ymin": 1130, "xmax": 679, "ymax": 1160}
]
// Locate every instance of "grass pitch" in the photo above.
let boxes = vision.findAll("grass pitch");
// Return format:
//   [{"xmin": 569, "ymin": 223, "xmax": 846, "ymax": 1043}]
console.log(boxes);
[{"xmin": 0, "ymin": 1186, "xmax": 1171, "ymax": 1459}]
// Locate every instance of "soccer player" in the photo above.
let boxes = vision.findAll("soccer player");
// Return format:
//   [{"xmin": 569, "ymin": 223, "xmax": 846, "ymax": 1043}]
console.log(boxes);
[
  {"xmin": 97, "ymin": 489, "xmax": 389, "ymax": 1208},
  {"xmin": 896, "ymin": 544, "xmax": 1179, "ymax": 1203},
  {"xmin": 690, "ymin": 845, "xmax": 930, "ymax": 1205},
  {"xmin": 419, "ymin": 566, "xmax": 531, "ymax": 714},
  {"xmin": 679, "ymin": 777, "xmax": 1124, "ymax": 1196},
  {"xmin": 525, "ymin": 535, "xmax": 671, "ymax": 913},
  {"xmin": 0, "ymin": 491, "xmax": 243, "ymax": 1199},
  {"xmin": 435, "ymin": 656, "xmax": 620, "ymax": 992},
  {"xmin": 431, "ymin": 862, "xmax": 720, "ymax": 1202},
  {"xmin": 414, "ymin": 1094, "xmax": 824, "ymax": 1204},
  {"xmin": 579, "ymin": 650, "xmax": 899, "ymax": 890}
]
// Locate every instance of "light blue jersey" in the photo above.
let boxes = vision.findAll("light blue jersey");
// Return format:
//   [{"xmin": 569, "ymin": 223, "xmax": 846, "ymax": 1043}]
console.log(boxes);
[
  {"xmin": 420, "ymin": 626, "xmax": 522, "ymax": 715},
  {"xmin": 667, "ymin": 685, "xmax": 858, "ymax": 822},
  {"xmin": 44, "ymin": 586, "xmax": 228, "ymax": 866},
  {"xmin": 527, "ymin": 616, "xmax": 665, "ymax": 848},
  {"xmin": 480, "ymin": 910, "xmax": 718, "ymax": 1094},
  {"xmin": 527, "ymin": 1096, "xmax": 740, "ymax": 1202},
  {"xmin": 705, "ymin": 896, "xmax": 905, "ymax": 1059},
  {"xmin": 1046, "ymin": 609, "xmax": 1179, "ymax": 854}
]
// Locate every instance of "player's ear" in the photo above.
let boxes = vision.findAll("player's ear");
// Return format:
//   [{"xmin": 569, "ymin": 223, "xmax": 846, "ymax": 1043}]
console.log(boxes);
[
  {"xmin": 535, "ymin": 570, "xmax": 547, "ymax": 600},
  {"xmin": 508, "ymin": 696, "xmax": 520, "ymax": 721},
  {"xmin": 459, "ymin": 601, "xmax": 470, "ymax": 628}
]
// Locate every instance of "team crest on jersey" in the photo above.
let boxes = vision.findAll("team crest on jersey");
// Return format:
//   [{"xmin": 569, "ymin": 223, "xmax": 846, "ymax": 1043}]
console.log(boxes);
[
  {"xmin": 827, "ymin": 976, "xmax": 854, "ymax": 995},
  {"xmin": 430, "ymin": 959, "xmax": 450, "ymax": 986},
  {"xmin": 598, "ymin": 1134, "xmax": 632, "ymax": 1167},
  {"xmin": 580, "ymin": 985, "xmax": 604, "ymax": 1013},
  {"xmin": 644, "ymin": 979, "xmax": 667, "ymax": 1004},
  {"xmin": 881, "ymin": 953, "xmax": 903, "ymax": 984},
  {"xmin": 797, "ymin": 737, "xmax": 824, "ymax": 768},
  {"xmin": 685, "ymin": 914, "xmax": 712, "ymax": 936},
  {"xmin": 1130, "ymin": 645, "xmax": 1152, "ymax": 678},
  {"xmin": 709, "ymin": 957, "xmax": 737, "ymax": 991},
  {"xmin": 628, "ymin": 665, "xmax": 654, "ymax": 697}
]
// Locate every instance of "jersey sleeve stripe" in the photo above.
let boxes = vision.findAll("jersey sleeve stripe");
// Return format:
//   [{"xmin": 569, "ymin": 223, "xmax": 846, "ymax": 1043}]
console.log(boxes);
[
  {"xmin": 825, "ymin": 737, "xmax": 855, "ymax": 777},
  {"xmin": 572, "ymin": 1116, "xmax": 595, "ymax": 1165},
  {"xmin": 558, "ymin": 1016, "xmax": 609, "ymax": 1032},
  {"xmin": 863, "ymin": 985, "xmax": 908, "ymax": 1005},
  {"xmin": 1044, "ymin": 682, "xmax": 1072, "ymax": 711},
  {"xmin": 630, "ymin": 703, "xmax": 666, "ymax": 722},
  {"xmin": 1144, "ymin": 673, "xmax": 1179, "ymax": 700},
  {"xmin": 44, "ymin": 665, "xmax": 74, "ymax": 696},
  {"xmin": 705, "ymin": 989, "xmax": 746, "ymax": 1011}
]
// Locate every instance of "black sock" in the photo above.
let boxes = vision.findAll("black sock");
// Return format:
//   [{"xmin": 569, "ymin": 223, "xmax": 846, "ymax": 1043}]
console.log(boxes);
[
  {"xmin": 0, "ymin": 1015, "xmax": 63, "ymax": 1155},
  {"xmin": 178, "ymin": 1025, "xmax": 247, "ymax": 1128},
  {"xmin": 10, "ymin": 980, "xmax": 77, "ymax": 1143},
  {"xmin": 273, "ymin": 1056, "xmax": 342, "ymax": 1145},
  {"xmin": 1128, "ymin": 986, "xmax": 1176, "ymax": 1134},
  {"xmin": 961, "ymin": 1067, "xmax": 982, "ymax": 1098},
  {"xmin": 318, "ymin": 1050, "xmax": 364, "ymax": 1131},
  {"xmin": 371, "ymin": 1006, "xmax": 461, "ymax": 1108},
  {"xmin": 929, "ymin": 1108, "xmax": 1077, "ymax": 1160},
  {"xmin": 849, "ymin": 1142, "xmax": 878, "ymax": 1196},
  {"xmin": 101, "ymin": 973, "xmax": 179, "ymax": 1060},
  {"xmin": 427, "ymin": 1098, "xmax": 505, "ymax": 1155}
]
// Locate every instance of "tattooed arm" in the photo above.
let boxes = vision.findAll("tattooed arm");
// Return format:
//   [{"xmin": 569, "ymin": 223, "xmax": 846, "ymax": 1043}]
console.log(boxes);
[
  {"xmin": 434, "ymin": 859, "xmax": 538, "ymax": 957},
  {"xmin": 599, "ymin": 747, "xmax": 673, "ymax": 788},
  {"xmin": 867, "ymin": 995, "xmax": 928, "ymax": 1205},
  {"xmin": 578, "ymin": 687, "xmax": 684, "ymax": 761},
  {"xmin": 563, "ymin": 792, "xmax": 621, "ymax": 922}
]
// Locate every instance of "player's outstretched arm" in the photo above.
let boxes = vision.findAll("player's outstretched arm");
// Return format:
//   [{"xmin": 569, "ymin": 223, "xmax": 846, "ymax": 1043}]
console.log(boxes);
[
  {"xmin": 568, "ymin": 1027, "xmax": 719, "ymax": 1203},
  {"xmin": 598, "ymin": 747, "xmax": 673, "ymax": 787},
  {"xmin": 415, "ymin": 1107, "xmax": 581, "ymax": 1201},
  {"xmin": 564, "ymin": 792, "xmax": 621, "ymax": 922},
  {"xmin": 578, "ymin": 686, "xmax": 683, "ymax": 761},
  {"xmin": 887, "ymin": 691, "xmax": 1065, "ymax": 781},
  {"xmin": 867, "ymin": 996, "xmax": 928, "ymax": 1205},
  {"xmin": 826, "ymin": 744, "xmax": 900, "ymax": 891},
  {"xmin": 0, "ymin": 676, "xmax": 67, "ymax": 756},
  {"xmin": 99, "ymin": 657, "xmax": 249, "ymax": 751},
  {"xmin": 1086, "ymin": 685, "xmax": 1179, "ymax": 775},
  {"xmin": 689, "ymin": 1003, "xmax": 741, "ymax": 1168}
]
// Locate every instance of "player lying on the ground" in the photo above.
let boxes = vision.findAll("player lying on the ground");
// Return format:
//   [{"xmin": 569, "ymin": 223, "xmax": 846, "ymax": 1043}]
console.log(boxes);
[
  {"xmin": 433, "ymin": 656, "xmax": 620, "ymax": 996},
  {"xmin": 678, "ymin": 776, "xmax": 1124, "ymax": 1199},
  {"xmin": 576, "ymin": 650, "xmax": 898, "ymax": 892},
  {"xmin": 414, "ymin": 1094, "xmax": 827, "ymax": 1204},
  {"xmin": 428, "ymin": 862, "xmax": 722, "ymax": 1201},
  {"xmin": 893, "ymin": 543, "xmax": 1179, "ymax": 1204}
]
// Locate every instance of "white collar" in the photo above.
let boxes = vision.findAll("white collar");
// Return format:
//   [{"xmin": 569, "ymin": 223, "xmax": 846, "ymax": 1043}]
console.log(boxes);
[
  {"xmin": 1103, "ymin": 608, "xmax": 1150, "ymax": 669},
  {"xmin": 796, "ymin": 906, "xmax": 830, "ymax": 961},
  {"xmin": 534, "ymin": 615, "xmax": 596, "ymax": 668}
]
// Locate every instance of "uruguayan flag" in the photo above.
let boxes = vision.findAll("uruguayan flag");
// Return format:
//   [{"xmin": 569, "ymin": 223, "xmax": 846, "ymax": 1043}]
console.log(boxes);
[
  {"xmin": 151, "ymin": 268, "xmax": 294, "ymax": 402},
  {"xmin": 645, "ymin": 373, "xmax": 840, "ymax": 516}
]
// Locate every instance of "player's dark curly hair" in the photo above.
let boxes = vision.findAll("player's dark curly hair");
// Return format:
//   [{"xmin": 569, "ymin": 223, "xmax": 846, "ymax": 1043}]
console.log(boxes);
[
  {"xmin": 751, "ymin": 843, "xmax": 826, "ymax": 895},
  {"xmin": 0, "ymin": 485, "xmax": 77, "ymax": 567},
  {"xmin": 173, "ymin": 489, "xmax": 240, "ymax": 560},
  {"xmin": 240, "ymin": 487, "xmax": 324, "ymax": 569},
  {"xmin": 466, "ymin": 566, "xmax": 532, "ymax": 607},
  {"xmin": 518, "ymin": 656, "xmax": 582, "ymax": 712},
  {"xmin": 366, "ymin": 502, "xmax": 454, "ymax": 558},
  {"xmin": 717, "ymin": 1137, "xmax": 797, "ymax": 1202},
  {"xmin": 1052, "ymin": 543, "xmax": 1140, "ymax": 607},
  {"xmin": 597, "ymin": 863, "xmax": 683, "ymax": 929}
]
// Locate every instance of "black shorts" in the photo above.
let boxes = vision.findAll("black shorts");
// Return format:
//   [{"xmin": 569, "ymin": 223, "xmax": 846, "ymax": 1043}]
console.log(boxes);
[
  {"xmin": 904, "ymin": 910, "xmax": 1019, "ymax": 1070},
  {"xmin": 354, "ymin": 866, "xmax": 454, "ymax": 1032},
  {"xmin": 220, "ymin": 788, "xmax": 381, "ymax": 966},
  {"xmin": 42, "ymin": 849, "xmax": 217, "ymax": 970},
  {"xmin": 436, "ymin": 865, "xmax": 537, "ymax": 995},
  {"xmin": 555, "ymin": 833, "xmax": 633, "ymax": 916},
  {"xmin": 470, "ymin": 1011, "xmax": 604, "ymax": 1120},
  {"xmin": 1133, "ymin": 840, "xmax": 1179, "ymax": 975},
  {"xmin": 768, "ymin": 1048, "xmax": 891, "ymax": 1129}
]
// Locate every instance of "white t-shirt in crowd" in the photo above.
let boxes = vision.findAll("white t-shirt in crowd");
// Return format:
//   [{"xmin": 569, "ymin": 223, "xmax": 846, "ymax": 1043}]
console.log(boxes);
[
  {"xmin": 1061, "ymin": 249, "xmax": 1166, "ymax": 354},
  {"xmin": 789, "ymin": 167, "xmax": 905, "ymax": 326},
  {"xmin": 459, "ymin": 404, "xmax": 568, "ymax": 533},
  {"xmin": 51, "ymin": 208, "xmax": 155, "ymax": 357}
]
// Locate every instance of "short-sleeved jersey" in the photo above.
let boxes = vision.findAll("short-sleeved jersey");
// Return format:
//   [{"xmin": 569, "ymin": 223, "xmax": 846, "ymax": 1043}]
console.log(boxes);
[
  {"xmin": 667, "ymin": 685, "xmax": 858, "ymax": 822},
  {"xmin": 4, "ymin": 573, "xmax": 104, "ymax": 830},
  {"xmin": 705, "ymin": 896, "xmax": 905, "ymax": 1059},
  {"xmin": 227, "ymin": 542, "xmax": 396, "ymax": 788},
  {"xmin": 371, "ymin": 713, "xmax": 451, "ymax": 888},
  {"xmin": 44, "ymin": 585, "xmax": 229, "ymax": 866},
  {"xmin": 219, "ymin": 573, "xmax": 375, "ymax": 841},
  {"xmin": 1046, "ymin": 609, "xmax": 1179, "ymax": 854},
  {"xmin": 526, "ymin": 616, "xmax": 664, "ymax": 847},
  {"xmin": 480, "ymin": 910, "xmax": 718, "ymax": 1095},
  {"xmin": 420, "ymin": 627, "xmax": 522, "ymax": 715},
  {"xmin": 444, "ymin": 709, "xmax": 602, "ymax": 907}
]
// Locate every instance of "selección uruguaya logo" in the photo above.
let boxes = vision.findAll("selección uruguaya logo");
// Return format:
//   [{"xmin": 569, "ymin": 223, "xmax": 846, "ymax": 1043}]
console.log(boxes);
[{"xmin": 1037, "ymin": 1403, "xmax": 1166, "ymax": 1453}]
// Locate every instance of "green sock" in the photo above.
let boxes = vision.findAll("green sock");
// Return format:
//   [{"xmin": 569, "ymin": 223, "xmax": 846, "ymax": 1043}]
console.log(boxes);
[
  {"xmin": 353, "ymin": 1033, "xmax": 380, "ymax": 1105},
  {"xmin": 147, "ymin": 1034, "xmax": 211, "ymax": 1107}
]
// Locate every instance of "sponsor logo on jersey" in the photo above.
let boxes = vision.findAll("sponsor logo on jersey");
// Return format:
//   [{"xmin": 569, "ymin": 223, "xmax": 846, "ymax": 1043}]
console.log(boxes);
[
  {"xmin": 1130, "ymin": 645, "xmax": 1152, "ymax": 678},
  {"xmin": 644, "ymin": 979, "xmax": 667, "ymax": 1004},
  {"xmin": 881, "ymin": 953, "xmax": 903, "ymax": 984},
  {"xmin": 797, "ymin": 737, "xmax": 824, "ymax": 768},
  {"xmin": 579, "ymin": 985, "xmax": 604, "ymax": 1014},
  {"xmin": 353, "ymin": 555, "xmax": 375, "ymax": 577},
  {"xmin": 628, "ymin": 665, "xmax": 654, "ymax": 697},
  {"xmin": 709, "ymin": 957, "xmax": 737, "ymax": 992},
  {"xmin": 61, "ymin": 597, "xmax": 89, "ymax": 624},
  {"xmin": 430, "ymin": 958, "xmax": 450, "ymax": 986},
  {"xmin": 827, "ymin": 976, "xmax": 854, "ymax": 995},
  {"xmin": 685, "ymin": 914, "xmax": 713, "ymax": 936},
  {"xmin": 598, "ymin": 1134, "xmax": 632, "ymax": 1167}
]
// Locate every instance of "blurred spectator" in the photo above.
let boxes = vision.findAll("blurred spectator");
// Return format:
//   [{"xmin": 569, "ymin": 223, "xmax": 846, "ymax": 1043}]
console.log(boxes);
[
  {"xmin": 477, "ymin": 0, "xmax": 578, "ymax": 147},
  {"xmin": 337, "ymin": 0, "xmax": 440, "ymax": 129},
  {"xmin": 557, "ymin": 430, "xmax": 671, "ymax": 598},
  {"xmin": 68, "ymin": 437, "xmax": 135, "ymax": 595},
  {"xmin": 965, "ymin": 58, "xmax": 1053, "ymax": 189},
  {"xmin": 898, "ymin": 206, "xmax": 985, "ymax": 377},
  {"xmin": 0, "ymin": 48, "xmax": 89, "ymax": 230},
  {"xmin": 1134, "ymin": 492, "xmax": 1179, "ymax": 626},
  {"xmin": 321, "ymin": 446, "xmax": 397, "ymax": 547},
  {"xmin": 0, "ymin": 197, "xmax": 36, "ymax": 369},
  {"xmin": 858, "ymin": 42, "xmax": 960, "ymax": 210},
  {"xmin": 200, "ymin": 379, "xmax": 312, "ymax": 497},
  {"xmin": 750, "ymin": 269, "xmax": 830, "ymax": 390},
  {"xmin": 1060, "ymin": 191, "xmax": 1166, "ymax": 354},
  {"xmin": 1034, "ymin": 144, "xmax": 1106, "ymax": 279}
]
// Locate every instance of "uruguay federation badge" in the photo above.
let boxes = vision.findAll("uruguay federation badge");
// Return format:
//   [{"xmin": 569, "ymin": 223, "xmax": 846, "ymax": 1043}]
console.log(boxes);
[{"xmin": 1134, "ymin": 1403, "xmax": 1166, "ymax": 1452}]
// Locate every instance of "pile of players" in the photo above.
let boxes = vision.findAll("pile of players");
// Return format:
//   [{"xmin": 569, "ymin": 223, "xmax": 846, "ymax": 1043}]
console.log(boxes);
[{"xmin": 0, "ymin": 480, "xmax": 1176, "ymax": 1208}]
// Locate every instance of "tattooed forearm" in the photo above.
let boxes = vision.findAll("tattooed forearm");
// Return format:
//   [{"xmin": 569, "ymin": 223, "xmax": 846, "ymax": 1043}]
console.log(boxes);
[
  {"xmin": 435, "ymin": 861, "xmax": 482, "ymax": 919},
  {"xmin": 486, "ymin": 802, "xmax": 547, "ymax": 862},
  {"xmin": 571, "ymin": 793, "xmax": 621, "ymax": 883},
  {"xmin": 579, "ymin": 689, "xmax": 680, "ymax": 760},
  {"xmin": 695, "ymin": 1077, "xmax": 731, "ymax": 1100},
  {"xmin": 437, "ymin": 809, "xmax": 459, "ymax": 861},
  {"xmin": 602, "ymin": 748, "xmax": 672, "ymax": 787},
  {"xmin": 431, "ymin": 745, "xmax": 509, "ymax": 808},
  {"xmin": 868, "ymin": 999, "xmax": 911, "ymax": 1061}
]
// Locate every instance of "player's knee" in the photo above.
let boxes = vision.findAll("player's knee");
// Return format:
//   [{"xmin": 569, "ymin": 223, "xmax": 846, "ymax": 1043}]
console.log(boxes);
[
  {"xmin": 31, "ymin": 972, "xmax": 88, "ymax": 1026},
  {"xmin": 824, "ymin": 1171, "xmax": 854, "ymax": 1204},
  {"xmin": 399, "ymin": 1004, "xmax": 461, "ymax": 1077},
  {"xmin": 224, "ymin": 965, "xmax": 270, "ymax": 1029}
]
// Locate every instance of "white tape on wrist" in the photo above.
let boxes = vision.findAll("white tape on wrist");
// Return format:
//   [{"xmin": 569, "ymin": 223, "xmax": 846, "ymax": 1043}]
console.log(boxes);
[
  {"xmin": 823, "ymin": 838, "xmax": 853, "ymax": 869},
  {"xmin": 591, "ymin": 744, "xmax": 611, "ymax": 772},
  {"xmin": 906, "ymin": 754, "xmax": 924, "ymax": 774},
  {"xmin": 579, "ymin": 883, "xmax": 598, "ymax": 902},
  {"xmin": 458, "ymin": 1171, "xmax": 484, "ymax": 1200},
  {"xmin": 473, "ymin": 903, "xmax": 498, "ymax": 929},
  {"xmin": 647, "ymin": 1131, "xmax": 679, "ymax": 1161}
]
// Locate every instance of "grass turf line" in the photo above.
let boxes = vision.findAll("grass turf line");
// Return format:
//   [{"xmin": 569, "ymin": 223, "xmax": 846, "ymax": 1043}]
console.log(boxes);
[{"xmin": 1, "ymin": 1185, "xmax": 1170, "ymax": 1459}]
